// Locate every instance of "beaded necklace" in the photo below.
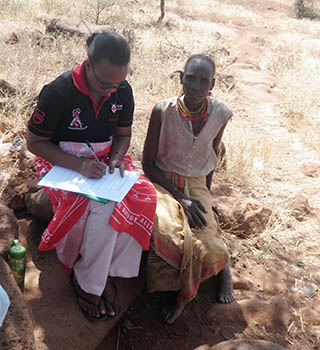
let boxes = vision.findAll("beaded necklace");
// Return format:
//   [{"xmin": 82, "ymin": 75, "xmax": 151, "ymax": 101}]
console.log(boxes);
[{"xmin": 177, "ymin": 94, "xmax": 209, "ymax": 136}]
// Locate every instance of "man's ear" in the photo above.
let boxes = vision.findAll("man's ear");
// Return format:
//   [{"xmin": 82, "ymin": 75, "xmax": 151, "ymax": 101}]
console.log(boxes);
[{"xmin": 210, "ymin": 77, "xmax": 215, "ymax": 90}]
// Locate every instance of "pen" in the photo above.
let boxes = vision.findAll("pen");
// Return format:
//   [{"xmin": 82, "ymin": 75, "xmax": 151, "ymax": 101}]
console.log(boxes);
[{"xmin": 85, "ymin": 140, "xmax": 99, "ymax": 162}]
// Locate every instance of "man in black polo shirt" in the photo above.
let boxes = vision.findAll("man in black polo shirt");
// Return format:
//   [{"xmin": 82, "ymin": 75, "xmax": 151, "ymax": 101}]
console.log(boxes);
[{"xmin": 26, "ymin": 32, "xmax": 156, "ymax": 322}]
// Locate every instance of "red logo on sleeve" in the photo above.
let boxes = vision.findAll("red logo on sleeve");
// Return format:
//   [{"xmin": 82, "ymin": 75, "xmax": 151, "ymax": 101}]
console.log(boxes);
[{"xmin": 32, "ymin": 108, "xmax": 46, "ymax": 124}]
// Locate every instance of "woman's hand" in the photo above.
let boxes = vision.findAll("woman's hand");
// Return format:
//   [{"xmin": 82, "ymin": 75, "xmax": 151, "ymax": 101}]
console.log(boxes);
[
  {"xmin": 109, "ymin": 155, "xmax": 126, "ymax": 177},
  {"xmin": 80, "ymin": 159, "xmax": 107, "ymax": 179},
  {"xmin": 179, "ymin": 196, "xmax": 207, "ymax": 229}
]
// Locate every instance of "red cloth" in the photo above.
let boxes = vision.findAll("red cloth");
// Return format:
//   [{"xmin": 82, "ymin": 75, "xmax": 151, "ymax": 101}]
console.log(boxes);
[{"xmin": 35, "ymin": 149, "xmax": 157, "ymax": 255}]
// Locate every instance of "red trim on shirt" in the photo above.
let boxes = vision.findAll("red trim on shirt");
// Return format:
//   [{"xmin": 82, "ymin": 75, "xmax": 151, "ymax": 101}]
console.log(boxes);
[{"xmin": 72, "ymin": 60, "xmax": 111, "ymax": 118}]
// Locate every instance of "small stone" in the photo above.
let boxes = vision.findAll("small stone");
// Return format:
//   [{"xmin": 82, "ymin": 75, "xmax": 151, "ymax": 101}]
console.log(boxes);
[{"xmin": 303, "ymin": 283, "xmax": 318, "ymax": 298}]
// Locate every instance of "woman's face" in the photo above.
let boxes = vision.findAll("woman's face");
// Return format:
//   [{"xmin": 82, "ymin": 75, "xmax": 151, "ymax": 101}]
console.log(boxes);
[
  {"xmin": 86, "ymin": 58, "xmax": 128, "ymax": 97},
  {"xmin": 181, "ymin": 58, "xmax": 214, "ymax": 109}
]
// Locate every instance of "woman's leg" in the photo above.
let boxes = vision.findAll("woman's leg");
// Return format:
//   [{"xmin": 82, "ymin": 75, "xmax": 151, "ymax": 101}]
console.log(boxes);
[{"xmin": 73, "ymin": 200, "xmax": 143, "ymax": 319}]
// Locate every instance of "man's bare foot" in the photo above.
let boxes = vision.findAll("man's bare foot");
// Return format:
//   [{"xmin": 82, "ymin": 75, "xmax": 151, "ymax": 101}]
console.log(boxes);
[
  {"xmin": 101, "ymin": 277, "xmax": 121, "ymax": 318},
  {"xmin": 72, "ymin": 273, "xmax": 108, "ymax": 321},
  {"xmin": 216, "ymin": 264, "xmax": 234, "ymax": 303}
]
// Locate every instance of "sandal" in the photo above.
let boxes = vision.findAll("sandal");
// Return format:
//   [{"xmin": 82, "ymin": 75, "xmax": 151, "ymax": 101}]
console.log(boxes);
[
  {"xmin": 101, "ymin": 278, "xmax": 121, "ymax": 319},
  {"xmin": 70, "ymin": 272, "xmax": 109, "ymax": 322}
]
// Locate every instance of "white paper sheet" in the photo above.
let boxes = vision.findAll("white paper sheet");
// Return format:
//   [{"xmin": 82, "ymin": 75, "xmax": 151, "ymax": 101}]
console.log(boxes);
[
  {"xmin": 38, "ymin": 165, "xmax": 140, "ymax": 202},
  {"xmin": 0, "ymin": 283, "xmax": 10, "ymax": 327}
]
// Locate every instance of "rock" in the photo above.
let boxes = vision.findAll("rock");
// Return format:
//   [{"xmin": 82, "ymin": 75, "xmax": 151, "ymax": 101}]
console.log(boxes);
[
  {"xmin": 25, "ymin": 184, "xmax": 53, "ymax": 223},
  {"xmin": 208, "ymin": 296, "xmax": 290, "ymax": 331},
  {"xmin": 216, "ymin": 72, "xmax": 235, "ymax": 91},
  {"xmin": 0, "ymin": 202, "xmax": 19, "ymax": 256},
  {"xmin": 46, "ymin": 17, "xmax": 115, "ymax": 37},
  {"xmin": 235, "ymin": 69, "xmax": 275, "ymax": 88},
  {"xmin": 4, "ymin": 29, "xmax": 53, "ymax": 48},
  {"xmin": 211, "ymin": 184, "xmax": 237, "ymax": 197},
  {"xmin": 0, "ymin": 79, "xmax": 16, "ymax": 97},
  {"xmin": 211, "ymin": 187, "xmax": 272, "ymax": 237},
  {"xmin": 239, "ymin": 84, "xmax": 283, "ymax": 103},
  {"xmin": 1, "ymin": 173, "xmax": 29, "ymax": 211},
  {"xmin": 299, "ymin": 162, "xmax": 320, "ymax": 178},
  {"xmin": 232, "ymin": 275, "xmax": 253, "ymax": 291},
  {"xmin": 287, "ymin": 194, "xmax": 312, "ymax": 221},
  {"xmin": 1, "ymin": 145, "xmax": 35, "ymax": 211},
  {"xmin": 24, "ymin": 218, "xmax": 147, "ymax": 350},
  {"xmin": 230, "ymin": 62, "xmax": 261, "ymax": 71},
  {"xmin": 0, "ymin": 256, "xmax": 35, "ymax": 350},
  {"xmin": 300, "ymin": 294, "xmax": 320, "ymax": 326},
  {"xmin": 4, "ymin": 31, "xmax": 19, "ymax": 44},
  {"xmin": 45, "ymin": 18, "xmax": 136, "ymax": 48},
  {"xmin": 194, "ymin": 339, "xmax": 286, "ymax": 350}
]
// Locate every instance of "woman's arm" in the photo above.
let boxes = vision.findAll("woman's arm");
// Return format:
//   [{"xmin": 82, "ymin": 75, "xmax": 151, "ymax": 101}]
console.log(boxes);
[
  {"xmin": 108, "ymin": 126, "xmax": 131, "ymax": 176},
  {"xmin": 142, "ymin": 105, "xmax": 207, "ymax": 228},
  {"xmin": 26, "ymin": 131, "xmax": 107, "ymax": 179},
  {"xmin": 142, "ymin": 105, "xmax": 183, "ymax": 201}
]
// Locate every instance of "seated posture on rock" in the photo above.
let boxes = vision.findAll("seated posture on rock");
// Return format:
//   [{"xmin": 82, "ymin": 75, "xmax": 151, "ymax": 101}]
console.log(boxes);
[
  {"xmin": 142, "ymin": 54, "xmax": 234, "ymax": 324},
  {"xmin": 26, "ymin": 32, "xmax": 156, "ymax": 322}
]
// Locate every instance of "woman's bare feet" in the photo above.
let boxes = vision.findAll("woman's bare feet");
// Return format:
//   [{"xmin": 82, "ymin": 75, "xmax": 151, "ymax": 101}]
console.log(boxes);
[
  {"xmin": 72, "ymin": 273, "xmax": 108, "ymax": 321},
  {"xmin": 216, "ymin": 264, "xmax": 234, "ymax": 303},
  {"xmin": 101, "ymin": 277, "xmax": 121, "ymax": 318}
]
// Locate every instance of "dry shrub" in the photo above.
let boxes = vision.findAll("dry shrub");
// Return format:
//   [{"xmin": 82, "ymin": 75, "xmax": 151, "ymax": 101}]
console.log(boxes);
[
  {"xmin": 266, "ymin": 38, "xmax": 320, "ymax": 151},
  {"xmin": 215, "ymin": 121, "xmax": 272, "ymax": 193},
  {"xmin": 295, "ymin": 0, "xmax": 320, "ymax": 20}
]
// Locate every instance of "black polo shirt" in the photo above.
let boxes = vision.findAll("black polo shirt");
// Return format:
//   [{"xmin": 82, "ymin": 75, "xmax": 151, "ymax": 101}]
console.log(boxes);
[{"xmin": 28, "ymin": 60, "xmax": 134, "ymax": 145}]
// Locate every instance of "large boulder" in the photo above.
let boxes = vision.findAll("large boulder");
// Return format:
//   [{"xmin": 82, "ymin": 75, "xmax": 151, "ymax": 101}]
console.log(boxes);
[
  {"xmin": 1, "ymin": 144, "xmax": 35, "ymax": 211},
  {"xmin": 25, "ymin": 180, "xmax": 53, "ymax": 223},
  {"xmin": 193, "ymin": 339, "xmax": 286, "ymax": 350},
  {"xmin": 208, "ymin": 296, "xmax": 290, "ymax": 331},
  {"xmin": 3, "ymin": 29, "xmax": 53, "ymax": 48},
  {"xmin": 46, "ymin": 18, "xmax": 115, "ymax": 37},
  {"xmin": 234, "ymin": 69, "xmax": 275, "ymax": 88},
  {"xmin": 211, "ymin": 185, "xmax": 272, "ymax": 237},
  {"xmin": 45, "ymin": 18, "xmax": 136, "ymax": 48},
  {"xmin": 299, "ymin": 162, "xmax": 320, "ymax": 178},
  {"xmin": 0, "ymin": 79, "xmax": 16, "ymax": 97},
  {"xmin": 0, "ymin": 202, "xmax": 19, "ymax": 256},
  {"xmin": 287, "ymin": 194, "xmax": 313, "ymax": 221},
  {"xmin": 0, "ymin": 256, "xmax": 35, "ymax": 350}
]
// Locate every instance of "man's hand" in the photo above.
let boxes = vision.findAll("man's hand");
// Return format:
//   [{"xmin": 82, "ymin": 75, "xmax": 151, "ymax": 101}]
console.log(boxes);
[
  {"xmin": 80, "ymin": 159, "xmax": 107, "ymax": 179},
  {"xmin": 109, "ymin": 157, "xmax": 126, "ymax": 177},
  {"xmin": 179, "ymin": 197, "xmax": 207, "ymax": 229}
]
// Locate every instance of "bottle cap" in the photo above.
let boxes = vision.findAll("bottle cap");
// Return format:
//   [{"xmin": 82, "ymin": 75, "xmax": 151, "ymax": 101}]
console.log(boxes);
[{"xmin": 8, "ymin": 240, "xmax": 26, "ymax": 259}]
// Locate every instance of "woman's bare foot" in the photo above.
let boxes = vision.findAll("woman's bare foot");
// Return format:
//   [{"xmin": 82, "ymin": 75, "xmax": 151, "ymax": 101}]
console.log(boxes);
[
  {"xmin": 162, "ymin": 303, "xmax": 185, "ymax": 324},
  {"xmin": 160, "ymin": 291, "xmax": 185, "ymax": 324},
  {"xmin": 216, "ymin": 264, "xmax": 234, "ymax": 303},
  {"xmin": 72, "ymin": 273, "xmax": 107, "ymax": 321},
  {"xmin": 101, "ymin": 277, "xmax": 121, "ymax": 318}
]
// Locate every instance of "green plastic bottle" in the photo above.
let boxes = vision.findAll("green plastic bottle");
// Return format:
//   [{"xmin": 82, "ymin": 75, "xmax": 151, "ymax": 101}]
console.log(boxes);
[{"xmin": 8, "ymin": 240, "xmax": 26, "ymax": 292}]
